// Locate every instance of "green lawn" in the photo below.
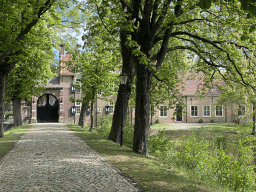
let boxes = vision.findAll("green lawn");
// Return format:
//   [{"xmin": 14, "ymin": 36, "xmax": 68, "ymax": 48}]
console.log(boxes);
[
  {"xmin": 67, "ymin": 123, "xmax": 231, "ymax": 192},
  {"xmin": 0, "ymin": 124, "xmax": 31, "ymax": 161}
]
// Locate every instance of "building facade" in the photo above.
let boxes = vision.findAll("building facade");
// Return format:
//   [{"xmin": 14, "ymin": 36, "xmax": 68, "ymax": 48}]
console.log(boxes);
[{"xmin": 20, "ymin": 50, "xmax": 249, "ymax": 125}]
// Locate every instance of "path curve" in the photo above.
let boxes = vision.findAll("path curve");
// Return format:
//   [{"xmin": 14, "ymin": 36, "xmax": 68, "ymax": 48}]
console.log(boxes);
[{"xmin": 0, "ymin": 123, "xmax": 138, "ymax": 192}]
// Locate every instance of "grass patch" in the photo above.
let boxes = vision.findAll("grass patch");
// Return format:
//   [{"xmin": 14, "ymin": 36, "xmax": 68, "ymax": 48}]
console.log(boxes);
[
  {"xmin": 0, "ymin": 124, "xmax": 31, "ymax": 161},
  {"xmin": 67, "ymin": 123, "xmax": 229, "ymax": 192}
]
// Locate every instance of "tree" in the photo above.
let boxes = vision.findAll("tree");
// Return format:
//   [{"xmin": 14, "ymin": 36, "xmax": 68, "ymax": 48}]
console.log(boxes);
[
  {"xmin": 5, "ymin": 19, "xmax": 55, "ymax": 127},
  {"xmin": 0, "ymin": 0, "xmax": 60, "ymax": 137},
  {"xmin": 0, "ymin": 0, "xmax": 85, "ymax": 137},
  {"xmin": 86, "ymin": 0, "xmax": 256, "ymax": 155},
  {"xmin": 67, "ymin": 37, "xmax": 120, "ymax": 131}
]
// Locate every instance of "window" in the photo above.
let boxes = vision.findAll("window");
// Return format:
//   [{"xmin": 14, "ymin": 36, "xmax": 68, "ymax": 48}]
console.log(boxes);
[
  {"xmin": 215, "ymin": 105, "xmax": 223, "ymax": 117},
  {"xmin": 75, "ymin": 102, "xmax": 81, "ymax": 114},
  {"xmin": 109, "ymin": 102, "xmax": 114, "ymax": 113},
  {"xmin": 238, "ymin": 105, "xmax": 246, "ymax": 116},
  {"xmin": 160, "ymin": 105, "xmax": 168, "ymax": 117},
  {"xmin": 190, "ymin": 106, "xmax": 198, "ymax": 117},
  {"xmin": 203, "ymin": 105, "xmax": 211, "ymax": 117}
]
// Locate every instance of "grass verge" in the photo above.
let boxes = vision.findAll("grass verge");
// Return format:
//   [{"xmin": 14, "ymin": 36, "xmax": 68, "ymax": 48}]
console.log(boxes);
[
  {"xmin": 67, "ymin": 123, "xmax": 230, "ymax": 192},
  {"xmin": 0, "ymin": 124, "xmax": 31, "ymax": 161}
]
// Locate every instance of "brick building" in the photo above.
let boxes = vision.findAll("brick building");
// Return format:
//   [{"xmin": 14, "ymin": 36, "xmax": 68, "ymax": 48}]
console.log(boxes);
[{"xmin": 20, "ymin": 49, "xmax": 248, "ymax": 125}]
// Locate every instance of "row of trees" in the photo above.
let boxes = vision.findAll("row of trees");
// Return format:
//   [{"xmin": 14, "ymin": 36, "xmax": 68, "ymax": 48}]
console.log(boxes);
[
  {"xmin": 2, "ymin": 0, "xmax": 256, "ymax": 157},
  {"xmin": 76, "ymin": 0, "xmax": 256, "ymax": 155}
]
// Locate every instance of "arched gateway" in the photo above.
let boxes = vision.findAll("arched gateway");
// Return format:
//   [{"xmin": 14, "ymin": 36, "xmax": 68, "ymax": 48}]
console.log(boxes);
[{"xmin": 37, "ymin": 94, "xmax": 59, "ymax": 123}]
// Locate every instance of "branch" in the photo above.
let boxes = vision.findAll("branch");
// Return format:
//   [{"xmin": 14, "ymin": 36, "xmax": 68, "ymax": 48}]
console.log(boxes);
[{"xmin": 174, "ymin": 18, "xmax": 206, "ymax": 25}]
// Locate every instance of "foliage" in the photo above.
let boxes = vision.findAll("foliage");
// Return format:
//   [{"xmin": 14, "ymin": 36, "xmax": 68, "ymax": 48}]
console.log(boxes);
[
  {"xmin": 198, "ymin": 119, "xmax": 204, "ymax": 123},
  {"xmin": 210, "ymin": 119, "xmax": 216, "ymax": 123},
  {"xmin": 148, "ymin": 126, "xmax": 256, "ymax": 191},
  {"xmin": 95, "ymin": 115, "xmax": 113, "ymax": 137},
  {"xmin": 4, "ymin": 111, "xmax": 13, "ymax": 119},
  {"xmin": 148, "ymin": 129, "xmax": 172, "ymax": 157},
  {"xmin": 155, "ymin": 119, "xmax": 160, "ymax": 124},
  {"xmin": 85, "ymin": 0, "xmax": 256, "ymax": 154}
]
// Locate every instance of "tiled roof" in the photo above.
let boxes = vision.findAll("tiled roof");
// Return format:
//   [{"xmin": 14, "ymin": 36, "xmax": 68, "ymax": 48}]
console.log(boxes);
[{"xmin": 180, "ymin": 72, "xmax": 222, "ymax": 96}]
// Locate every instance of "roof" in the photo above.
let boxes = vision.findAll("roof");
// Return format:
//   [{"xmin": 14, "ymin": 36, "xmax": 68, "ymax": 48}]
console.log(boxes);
[{"xmin": 180, "ymin": 73, "xmax": 222, "ymax": 96}]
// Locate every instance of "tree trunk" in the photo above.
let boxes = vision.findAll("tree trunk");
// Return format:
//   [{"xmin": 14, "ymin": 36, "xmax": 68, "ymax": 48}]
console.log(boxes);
[
  {"xmin": 252, "ymin": 103, "xmax": 256, "ymax": 136},
  {"xmin": 12, "ymin": 97, "xmax": 22, "ymax": 127},
  {"xmin": 0, "ymin": 72, "xmax": 6, "ymax": 138},
  {"xmin": 89, "ymin": 101, "xmax": 94, "ymax": 132},
  {"xmin": 78, "ymin": 102, "xmax": 89, "ymax": 127},
  {"xmin": 108, "ymin": 22, "xmax": 134, "ymax": 143},
  {"xmin": 133, "ymin": 64, "xmax": 152, "ymax": 155}
]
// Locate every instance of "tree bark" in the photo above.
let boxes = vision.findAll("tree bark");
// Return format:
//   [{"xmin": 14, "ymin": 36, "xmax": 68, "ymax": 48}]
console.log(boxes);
[
  {"xmin": 252, "ymin": 103, "xmax": 256, "ymax": 136},
  {"xmin": 0, "ymin": 72, "xmax": 7, "ymax": 138},
  {"xmin": 12, "ymin": 97, "xmax": 22, "ymax": 127},
  {"xmin": 133, "ymin": 64, "xmax": 152, "ymax": 155},
  {"xmin": 78, "ymin": 102, "xmax": 89, "ymax": 127},
  {"xmin": 89, "ymin": 101, "xmax": 94, "ymax": 132},
  {"xmin": 108, "ymin": 26, "xmax": 134, "ymax": 143}
]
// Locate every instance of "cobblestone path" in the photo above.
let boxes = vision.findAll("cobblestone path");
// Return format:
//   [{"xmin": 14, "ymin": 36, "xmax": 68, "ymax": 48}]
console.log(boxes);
[{"xmin": 0, "ymin": 123, "xmax": 138, "ymax": 192}]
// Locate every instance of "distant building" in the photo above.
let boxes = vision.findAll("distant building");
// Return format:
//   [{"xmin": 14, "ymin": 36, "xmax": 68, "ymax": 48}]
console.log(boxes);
[{"xmin": 20, "ymin": 48, "xmax": 250, "ymax": 125}]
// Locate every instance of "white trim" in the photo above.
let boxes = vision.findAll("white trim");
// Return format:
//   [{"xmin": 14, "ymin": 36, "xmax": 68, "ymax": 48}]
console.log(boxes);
[
  {"xmin": 215, "ymin": 105, "xmax": 223, "ymax": 117},
  {"xmin": 238, "ymin": 105, "xmax": 246, "ymax": 117},
  {"xmin": 190, "ymin": 105, "xmax": 199, "ymax": 117},
  {"xmin": 109, "ymin": 102, "xmax": 114, "ymax": 113},
  {"xmin": 98, "ymin": 108, "xmax": 101, "ymax": 112},
  {"xmin": 203, "ymin": 105, "xmax": 211, "ymax": 117},
  {"xmin": 159, "ymin": 105, "xmax": 168, "ymax": 118}
]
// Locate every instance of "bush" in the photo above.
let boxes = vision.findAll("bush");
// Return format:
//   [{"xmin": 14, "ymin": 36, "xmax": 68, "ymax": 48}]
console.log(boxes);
[
  {"xmin": 210, "ymin": 119, "xmax": 215, "ymax": 123},
  {"xmin": 198, "ymin": 119, "xmax": 203, "ymax": 123},
  {"xmin": 155, "ymin": 119, "xmax": 160, "ymax": 124},
  {"xmin": 148, "ymin": 129, "xmax": 172, "ymax": 157},
  {"xmin": 5, "ymin": 111, "xmax": 13, "ymax": 119},
  {"xmin": 124, "ymin": 123, "xmax": 134, "ymax": 148},
  {"xmin": 95, "ymin": 115, "xmax": 113, "ymax": 137}
]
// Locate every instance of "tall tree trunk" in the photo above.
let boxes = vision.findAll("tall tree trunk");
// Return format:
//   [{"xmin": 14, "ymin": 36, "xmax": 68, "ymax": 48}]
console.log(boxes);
[
  {"xmin": 78, "ymin": 102, "xmax": 89, "ymax": 127},
  {"xmin": 89, "ymin": 101, "xmax": 94, "ymax": 132},
  {"xmin": 252, "ymin": 103, "xmax": 256, "ymax": 136},
  {"xmin": 0, "ymin": 72, "xmax": 6, "ymax": 138},
  {"xmin": 108, "ymin": 22, "xmax": 134, "ymax": 143},
  {"xmin": 12, "ymin": 97, "xmax": 22, "ymax": 127},
  {"xmin": 133, "ymin": 64, "xmax": 152, "ymax": 155}
]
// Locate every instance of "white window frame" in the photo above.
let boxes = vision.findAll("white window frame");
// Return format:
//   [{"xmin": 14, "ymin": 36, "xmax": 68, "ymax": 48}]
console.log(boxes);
[
  {"xmin": 98, "ymin": 108, "xmax": 101, "ymax": 112},
  {"xmin": 203, "ymin": 105, "xmax": 211, "ymax": 117},
  {"xmin": 238, "ymin": 105, "xmax": 246, "ymax": 117},
  {"xmin": 75, "ymin": 102, "xmax": 81, "ymax": 114},
  {"xmin": 159, "ymin": 105, "xmax": 168, "ymax": 118},
  {"xmin": 190, "ymin": 105, "xmax": 199, "ymax": 117},
  {"xmin": 109, "ymin": 102, "xmax": 114, "ymax": 113},
  {"xmin": 215, "ymin": 105, "xmax": 223, "ymax": 117}
]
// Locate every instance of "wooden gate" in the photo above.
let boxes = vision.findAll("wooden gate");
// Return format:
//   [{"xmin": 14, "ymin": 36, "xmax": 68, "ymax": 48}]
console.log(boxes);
[{"xmin": 37, "ymin": 94, "xmax": 59, "ymax": 123}]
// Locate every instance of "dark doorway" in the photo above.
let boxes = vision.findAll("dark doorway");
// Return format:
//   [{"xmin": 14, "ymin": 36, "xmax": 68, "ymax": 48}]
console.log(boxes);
[
  {"xmin": 176, "ymin": 105, "xmax": 183, "ymax": 121},
  {"xmin": 37, "ymin": 94, "xmax": 59, "ymax": 123}
]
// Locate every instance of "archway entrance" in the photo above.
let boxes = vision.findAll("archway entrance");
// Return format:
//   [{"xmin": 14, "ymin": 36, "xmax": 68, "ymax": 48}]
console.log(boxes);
[{"xmin": 37, "ymin": 94, "xmax": 59, "ymax": 123}]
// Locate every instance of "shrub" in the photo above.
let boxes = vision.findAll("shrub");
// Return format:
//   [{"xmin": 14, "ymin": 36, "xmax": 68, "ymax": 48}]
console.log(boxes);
[
  {"xmin": 198, "ymin": 119, "xmax": 203, "ymax": 123},
  {"xmin": 210, "ymin": 119, "xmax": 215, "ymax": 123},
  {"xmin": 95, "ymin": 115, "xmax": 113, "ymax": 137},
  {"xmin": 5, "ymin": 111, "xmax": 13, "ymax": 119},
  {"xmin": 174, "ymin": 133, "xmax": 209, "ymax": 170},
  {"xmin": 124, "ymin": 123, "xmax": 134, "ymax": 148},
  {"xmin": 148, "ymin": 129, "xmax": 172, "ymax": 157},
  {"xmin": 155, "ymin": 119, "xmax": 160, "ymax": 124}
]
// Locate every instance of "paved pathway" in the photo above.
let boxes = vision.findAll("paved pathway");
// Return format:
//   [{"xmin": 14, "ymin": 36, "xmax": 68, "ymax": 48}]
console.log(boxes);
[{"xmin": 0, "ymin": 123, "xmax": 138, "ymax": 192}]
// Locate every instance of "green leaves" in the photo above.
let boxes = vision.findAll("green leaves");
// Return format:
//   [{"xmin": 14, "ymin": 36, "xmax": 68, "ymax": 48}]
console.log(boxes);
[{"xmin": 199, "ymin": 0, "xmax": 212, "ymax": 9}]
